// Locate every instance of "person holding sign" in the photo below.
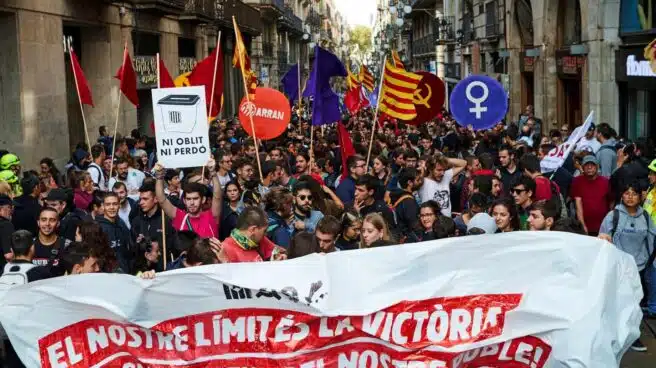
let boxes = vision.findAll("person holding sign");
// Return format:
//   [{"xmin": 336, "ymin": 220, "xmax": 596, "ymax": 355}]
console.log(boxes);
[{"xmin": 153, "ymin": 159, "xmax": 222, "ymax": 239}]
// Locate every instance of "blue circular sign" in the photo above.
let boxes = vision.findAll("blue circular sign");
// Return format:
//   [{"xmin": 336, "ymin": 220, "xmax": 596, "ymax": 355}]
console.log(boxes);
[{"xmin": 449, "ymin": 75, "xmax": 508, "ymax": 130}]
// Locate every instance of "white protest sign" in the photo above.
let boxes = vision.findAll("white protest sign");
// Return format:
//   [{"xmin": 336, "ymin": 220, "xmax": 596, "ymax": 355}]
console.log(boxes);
[
  {"xmin": 152, "ymin": 86, "xmax": 210, "ymax": 169},
  {"xmin": 540, "ymin": 111, "xmax": 594, "ymax": 173},
  {"xmin": 0, "ymin": 232, "xmax": 641, "ymax": 368}
]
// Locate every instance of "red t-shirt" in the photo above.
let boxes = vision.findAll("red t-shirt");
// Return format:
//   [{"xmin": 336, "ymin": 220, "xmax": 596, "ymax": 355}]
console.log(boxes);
[
  {"xmin": 172, "ymin": 208, "xmax": 218, "ymax": 239},
  {"xmin": 534, "ymin": 176, "xmax": 558, "ymax": 201},
  {"xmin": 222, "ymin": 236, "xmax": 276, "ymax": 263},
  {"xmin": 570, "ymin": 175, "xmax": 611, "ymax": 233}
]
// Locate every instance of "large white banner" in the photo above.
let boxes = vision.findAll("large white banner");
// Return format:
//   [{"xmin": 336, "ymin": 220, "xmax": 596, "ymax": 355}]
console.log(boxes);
[
  {"xmin": 540, "ymin": 111, "xmax": 594, "ymax": 173},
  {"xmin": 0, "ymin": 232, "xmax": 642, "ymax": 367}
]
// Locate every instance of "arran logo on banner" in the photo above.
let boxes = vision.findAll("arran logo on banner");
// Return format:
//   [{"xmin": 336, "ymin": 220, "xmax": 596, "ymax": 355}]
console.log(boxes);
[
  {"xmin": 238, "ymin": 87, "xmax": 291, "ymax": 140},
  {"xmin": 36, "ymin": 294, "xmax": 541, "ymax": 368}
]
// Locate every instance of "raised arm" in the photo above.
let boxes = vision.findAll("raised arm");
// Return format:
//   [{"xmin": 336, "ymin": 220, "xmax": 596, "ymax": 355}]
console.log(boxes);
[
  {"xmin": 208, "ymin": 159, "xmax": 223, "ymax": 219},
  {"xmin": 447, "ymin": 157, "xmax": 468, "ymax": 177},
  {"xmin": 154, "ymin": 163, "xmax": 178, "ymax": 219}
]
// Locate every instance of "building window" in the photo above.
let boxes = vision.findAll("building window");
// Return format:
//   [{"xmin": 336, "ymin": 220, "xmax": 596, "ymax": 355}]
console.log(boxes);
[
  {"xmin": 558, "ymin": 0, "xmax": 581, "ymax": 46},
  {"xmin": 515, "ymin": 0, "xmax": 534, "ymax": 46},
  {"xmin": 178, "ymin": 38, "xmax": 196, "ymax": 58},
  {"xmin": 132, "ymin": 32, "xmax": 159, "ymax": 55},
  {"xmin": 620, "ymin": 0, "xmax": 656, "ymax": 33}
]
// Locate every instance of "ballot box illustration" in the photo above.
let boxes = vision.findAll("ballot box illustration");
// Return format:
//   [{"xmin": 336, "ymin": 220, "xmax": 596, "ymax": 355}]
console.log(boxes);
[{"xmin": 157, "ymin": 94, "xmax": 201, "ymax": 133}]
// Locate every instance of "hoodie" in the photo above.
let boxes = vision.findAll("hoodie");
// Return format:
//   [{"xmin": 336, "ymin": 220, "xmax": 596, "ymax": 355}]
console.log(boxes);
[
  {"xmin": 266, "ymin": 211, "xmax": 294, "ymax": 249},
  {"xmin": 595, "ymin": 138, "xmax": 617, "ymax": 177},
  {"xmin": 599, "ymin": 204, "xmax": 655, "ymax": 271},
  {"xmin": 59, "ymin": 208, "xmax": 91, "ymax": 242},
  {"xmin": 97, "ymin": 215, "xmax": 134, "ymax": 273}
]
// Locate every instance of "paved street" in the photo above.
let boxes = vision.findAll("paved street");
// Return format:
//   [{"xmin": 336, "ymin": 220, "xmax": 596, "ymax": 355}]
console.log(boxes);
[{"xmin": 621, "ymin": 322, "xmax": 656, "ymax": 367}]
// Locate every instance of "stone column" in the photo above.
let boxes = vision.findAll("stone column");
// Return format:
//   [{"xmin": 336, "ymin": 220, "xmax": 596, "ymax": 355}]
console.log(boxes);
[
  {"xmin": 16, "ymin": 10, "xmax": 70, "ymax": 168},
  {"xmin": 0, "ymin": 13, "xmax": 23, "ymax": 162}
]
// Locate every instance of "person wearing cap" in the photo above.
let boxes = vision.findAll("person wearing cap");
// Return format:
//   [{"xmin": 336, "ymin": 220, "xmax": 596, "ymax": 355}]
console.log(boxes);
[
  {"xmin": 0, "ymin": 153, "xmax": 21, "ymax": 177},
  {"xmin": 466, "ymin": 213, "xmax": 498, "ymax": 235},
  {"xmin": 0, "ymin": 194, "xmax": 17, "ymax": 269},
  {"xmin": 11, "ymin": 174, "xmax": 41, "ymax": 236},
  {"xmin": 0, "ymin": 169, "xmax": 21, "ymax": 197},
  {"xmin": 569, "ymin": 155, "xmax": 611, "ymax": 236},
  {"xmin": 574, "ymin": 122, "xmax": 601, "ymax": 154}
]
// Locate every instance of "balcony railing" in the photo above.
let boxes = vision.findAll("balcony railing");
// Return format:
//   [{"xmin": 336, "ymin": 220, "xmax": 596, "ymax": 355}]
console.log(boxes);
[
  {"xmin": 433, "ymin": 16, "xmax": 456, "ymax": 44},
  {"xmin": 259, "ymin": 0, "xmax": 284, "ymax": 12},
  {"xmin": 278, "ymin": 50, "xmax": 289, "ymax": 75},
  {"xmin": 181, "ymin": 0, "xmax": 214, "ymax": 22},
  {"xmin": 221, "ymin": 0, "xmax": 261, "ymax": 35},
  {"xmin": 132, "ymin": 0, "xmax": 186, "ymax": 14},
  {"xmin": 461, "ymin": 13, "xmax": 473, "ymax": 44},
  {"xmin": 278, "ymin": 5, "xmax": 304, "ymax": 34},
  {"xmin": 306, "ymin": 9, "xmax": 321, "ymax": 29},
  {"xmin": 485, "ymin": 0, "xmax": 499, "ymax": 39},
  {"xmin": 412, "ymin": 36, "xmax": 433, "ymax": 56},
  {"xmin": 262, "ymin": 41, "xmax": 274, "ymax": 58}
]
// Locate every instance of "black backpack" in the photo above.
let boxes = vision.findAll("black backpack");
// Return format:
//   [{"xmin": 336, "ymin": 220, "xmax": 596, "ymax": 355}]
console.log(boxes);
[{"xmin": 610, "ymin": 209, "xmax": 656, "ymax": 267}]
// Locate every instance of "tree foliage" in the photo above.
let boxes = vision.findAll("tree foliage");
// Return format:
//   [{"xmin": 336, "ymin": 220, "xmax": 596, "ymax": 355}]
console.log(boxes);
[{"xmin": 347, "ymin": 25, "xmax": 372, "ymax": 63}]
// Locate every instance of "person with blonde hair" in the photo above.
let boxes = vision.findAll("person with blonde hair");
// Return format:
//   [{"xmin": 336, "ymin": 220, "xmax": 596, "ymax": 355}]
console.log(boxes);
[{"xmin": 360, "ymin": 213, "xmax": 394, "ymax": 248}]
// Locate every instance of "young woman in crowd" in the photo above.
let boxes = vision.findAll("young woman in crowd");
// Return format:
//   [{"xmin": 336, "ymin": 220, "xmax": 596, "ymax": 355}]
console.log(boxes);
[
  {"xmin": 132, "ymin": 237, "xmax": 162, "ymax": 276},
  {"xmin": 491, "ymin": 197, "xmax": 521, "ymax": 233},
  {"xmin": 372, "ymin": 155, "xmax": 392, "ymax": 187},
  {"xmin": 360, "ymin": 213, "xmax": 393, "ymax": 248},
  {"xmin": 73, "ymin": 171, "xmax": 95, "ymax": 210},
  {"xmin": 413, "ymin": 201, "xmax": 441, "ymax": 242},
  {"xmin": 75, "ymin": 221, "xmax": 119, "ymax": 273},
  {"xmin": 335, "ymin": 210, "xmax": 362, "ymax": 251},
  {"xmin": 40, "ymin": 157, "xmax": 63, "ymax": 188},
  {"xmin": 220, "ymin": 181, "xmax": 241, "ymax": 240},
  {"xmin": 87, "ymin": 190, "xmax": 105, "ymax": 220}
]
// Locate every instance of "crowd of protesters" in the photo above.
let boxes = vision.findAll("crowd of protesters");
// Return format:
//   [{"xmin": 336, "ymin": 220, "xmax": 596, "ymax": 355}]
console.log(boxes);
[{"xmin": 0, "ymin": 104, "xmax": 655, "ymax": 362}]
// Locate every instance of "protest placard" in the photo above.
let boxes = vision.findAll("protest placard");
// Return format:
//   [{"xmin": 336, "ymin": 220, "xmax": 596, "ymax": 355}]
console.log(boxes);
[
  {"xmin": 540, "ymin": 111, "xmax": 594, "ymax": 173},
  {"xmin": 0, "ymin": 232, "xmax": 641, "ymax": 367},
  {"xmin": 152, "ymin": 86, "xmax": 210, "ymax": 169}
]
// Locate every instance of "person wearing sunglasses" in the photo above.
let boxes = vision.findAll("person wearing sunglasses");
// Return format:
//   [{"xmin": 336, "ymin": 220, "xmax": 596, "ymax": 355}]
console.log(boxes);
[
  {"xmin": 510, "ymin": 176, "xmax": 536, "ymax": 230},
  {"xmin": 292, "ymin": 181, "xmax": 325, "ymax": 234}
]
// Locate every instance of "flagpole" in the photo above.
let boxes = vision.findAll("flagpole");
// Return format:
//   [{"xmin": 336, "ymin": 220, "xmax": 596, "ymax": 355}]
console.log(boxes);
[
  {"xmin": 365, "ymin": 55, "xmax": 388, "ymax": 169},
  {"xmin": 110, "ymin": 43, "xmax": 127, "ymax": 180},
  {"xmin": 68, "ymin": 39, "xmax": 92, "ymax": 152},
  {"xmin": 156, "ymin": 52, "xmax": 168, "ymax": 271},
  {"xmin": 208, "ymin": 31, "xmax": 222, "ymax": 123},
  {"xmin": 233, "ymin": 16, "xmax": 263, "ymax": 181},
  {"xmin": 297, "ymin": 56, "xmax": 302, "ymax": 118}
]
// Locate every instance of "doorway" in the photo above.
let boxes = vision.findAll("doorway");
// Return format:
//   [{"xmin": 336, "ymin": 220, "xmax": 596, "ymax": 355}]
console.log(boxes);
[
  {"xmin": 559, "ymin": 78, "xmax": 581, "ymax": 128},
  {"xmin": 521, "ymin": 72, "xmax": 534, "ymax": 112}
]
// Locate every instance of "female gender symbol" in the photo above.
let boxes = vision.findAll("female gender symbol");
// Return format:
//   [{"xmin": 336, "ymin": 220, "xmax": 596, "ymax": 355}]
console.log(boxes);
[{"xmin": 466, "ymin": 81, "xmax": 490, "ymax": 119}]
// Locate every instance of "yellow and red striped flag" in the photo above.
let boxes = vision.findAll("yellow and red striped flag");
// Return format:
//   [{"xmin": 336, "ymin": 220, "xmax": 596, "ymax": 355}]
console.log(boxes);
[
  {"xmin": 359, "ymin": 65, "xmax": 375, "ymax": 91},
  {"xmin": 347, "ymin": 64, "xmax": 361, "ymax": 90},
  {"xmin": 391, "ymin": 50, "xmax": 404, "ymax": 69},
  {"xmin": 232, "ymin": 17, "xmax": 257, "ymax": 99},
  {"xmin": 379, "ymin": 60, "xmax": 423, "ymax": 121}
]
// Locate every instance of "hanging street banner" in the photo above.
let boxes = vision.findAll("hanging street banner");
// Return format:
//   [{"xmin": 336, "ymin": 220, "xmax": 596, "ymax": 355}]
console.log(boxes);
[
  {"xmin": 152, "ymin": 86, "xmax": 211, "ymax": 169},
  {"xmin": 540, "ymin": 111, "xmax": 594, "ymax": 173},
  {"xmin": 407, "ymin": 72, "xmax": 446, "ymax": 126},
  {"xmin": 450, "ymin": 75, "xmax": 508, "ymax": 130},
  {"xmin": 0, "ymin": 232, "xmax": 641, "ymax": 367},
  {"xmin": 239, "ymin": 87, "xmax": 291, "ymax": 140}
]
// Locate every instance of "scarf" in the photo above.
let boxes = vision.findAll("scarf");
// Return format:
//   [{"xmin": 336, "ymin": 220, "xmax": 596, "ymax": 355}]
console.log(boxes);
[{"xmin": 230, "ymin": 229, "xmax": 259, "ymax": 250}]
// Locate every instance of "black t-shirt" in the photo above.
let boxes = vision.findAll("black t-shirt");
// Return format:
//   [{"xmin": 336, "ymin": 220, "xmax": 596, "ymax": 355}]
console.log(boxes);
[
  {"xmin": 360, "ymin": 200, "xmax": 395, "ymax": 228},
  {"xmin": 32, "ymin": 236, "xmax": 69, "ymax": 267}
]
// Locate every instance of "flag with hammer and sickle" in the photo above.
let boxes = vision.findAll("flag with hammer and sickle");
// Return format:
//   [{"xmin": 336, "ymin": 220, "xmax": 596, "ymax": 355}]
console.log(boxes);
[{"xmin": 406, "ymin": 71, "xmax": 446, "ymax": 126}]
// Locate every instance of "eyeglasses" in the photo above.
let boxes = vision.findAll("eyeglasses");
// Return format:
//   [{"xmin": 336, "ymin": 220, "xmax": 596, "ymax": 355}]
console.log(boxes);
[
  {"xmin": 511, "ymin": 188, "xmax": 527, "ymax": 195},
  {"xmin": 297, "ymin": 195, "xmax": 313, "ymax": 201},
  {"xmin": 354, "ymin": 164, "xmax": 366, "ymax": 169}
]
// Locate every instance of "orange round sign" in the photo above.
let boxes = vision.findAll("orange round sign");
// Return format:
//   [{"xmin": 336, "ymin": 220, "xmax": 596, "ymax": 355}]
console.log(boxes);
[{"xmin": 238, "ymin": 87, "xmax": 291, "ymax": 140}]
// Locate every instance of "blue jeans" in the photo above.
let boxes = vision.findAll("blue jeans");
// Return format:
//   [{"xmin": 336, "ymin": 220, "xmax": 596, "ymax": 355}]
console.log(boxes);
[{"xmin": 647, "ymin": 263, "xmax": 656, "ymax": 314}]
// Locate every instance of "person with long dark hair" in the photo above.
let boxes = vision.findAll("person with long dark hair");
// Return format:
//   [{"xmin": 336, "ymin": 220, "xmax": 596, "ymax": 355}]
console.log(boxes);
[
  {"xmin": 335, "ymin": 210, "xmax": 362, "ymax": 251},
  {"xmin": 412, "ymin": 201, "xmax": 441, "ymax": 242},
  {"xmin": 490, "ymin": 197, "xmax": 521, "ymax": 233},
  {"xmin": 220, "ymin": 181, "xmax": 241, "ymax": 240},
  {"xmin": 39, "ymin": 157, "xmax": 63, "ymax": 188}
]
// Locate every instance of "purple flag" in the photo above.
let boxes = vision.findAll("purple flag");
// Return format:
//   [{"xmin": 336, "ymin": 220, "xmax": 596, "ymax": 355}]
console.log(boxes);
[
  {"xmin": 303, "ymin": 46, "xmax": 347, "ymax": 126},
  {"xmin": 281, "ymin": 64, "xmax": 299, "ymax": 106}
]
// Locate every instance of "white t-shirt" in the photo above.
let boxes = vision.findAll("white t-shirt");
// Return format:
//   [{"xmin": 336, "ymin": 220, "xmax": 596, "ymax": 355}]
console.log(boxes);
[
  {"xmin": 119, "ymin": 202, "xmax": 132, "ymax": 230},
  {"xmin": 87, "ymin": 163, "xmax": 106, "ymax": 191},
  {"xmin": 575, "ymin": 137, "xmax": 601, "ymax": 154},
  {"xmin": 108, "ymin": 168, "xmax": 145, "ymax": 202},
  {"xmin": 419, "ymin": 168, "xmax": 454, "ymax": 217}
]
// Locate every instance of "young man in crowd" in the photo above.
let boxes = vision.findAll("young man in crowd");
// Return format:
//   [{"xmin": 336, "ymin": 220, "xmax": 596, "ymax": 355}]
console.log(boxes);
[
  {"xmin": 11, "ymin": 174, "xmax": 41, "ymax": 236},
  {"xmin": 595, "ymin": 123, "xmax": 618, "ymax": 177},
  {"xmin": 498, "ymin": 145, "xmax": 522, "ymax": 196},
  {"xmin": 154, "ymin": 159, "xmax": 222, "ymax": 239},
  {"xmin": 234, "ymin": 157, "xmax": 255, "ymax": 188},
  {"xmin": 354, "ymin": 174, "xmax": 395, "ymax": 227},
  {"xmin": 389, "ymin": 168, "xmax": 421, "ymax": 240},
  {"xmin": 570, "ymin": 156, "xmax": 612, "ymax": 235},
  {"xmin": 293, "ymin": 181, "xmax": 324, "ymax": 234},
  {"xmin": 519, "ymin": 154, "xmax": 559, "ymax": 201},
  {"xmin": 32, "ymin": 207, "xmax": 70, "ymax": 266},
  {"xmin": 131, "ymin": 181, "xmax": 175, "ymax": 262},
  {"xmin": 289, "ymin": 215, "xmax": 341, "ymax": 257},
  {"xmin": 264, "ymin": 187, "xmax": 295, "ymax": 248},
  {"xmin": 97, "ymin": 192, "xmax": 133, "ymax": 273},
  {"xmin": 420, "ymin": 155, "xmax": 467, "ymax": 217},
  {"xmin": 336, "ymin": 155, "xmax": 367, "ymax": 205},
  {"xmin": 112, "ymin": 181, "xmax": 137, "ymax": 229},
  {"xmin": 165, "ymin": 169, "xmax": 184, "ymax": 209},
  {"xmin": 216, "ymin": 150, "xmax": 235, "ymax": 189},
  {"xmin": 222, "ymin": 206, "xmax": 285, "ymax": 263},
  {"xmin": 258, "ymin": 160, "xmax": 281, "ymax": 197},
  {"xmin": 108, "ymin": 156, "xmax": 145, "ymax": 201},
  {"xmin": 88, "ymin": 144, "xmax": 107, "ymax": 191},
  {"xmin": 44, "ymin": 188, "xmax": 89, "ymax": 242},
  {"xmin": 511, "ymin": 176, "xmax": 536, "ymax": 230},
  {"xmin": 527, "ymin": 200, "xmax": 560, "ymax": 231}
]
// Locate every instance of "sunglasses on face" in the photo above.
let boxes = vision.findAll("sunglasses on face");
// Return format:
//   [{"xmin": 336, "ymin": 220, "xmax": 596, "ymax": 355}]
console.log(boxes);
[
  {"xmin": 297, "ymin": 195, "xmax": 313, "ymax": 201},
  {"xmin": 512, "ymin": 188, "xmax": 527, "ymax": 195}
]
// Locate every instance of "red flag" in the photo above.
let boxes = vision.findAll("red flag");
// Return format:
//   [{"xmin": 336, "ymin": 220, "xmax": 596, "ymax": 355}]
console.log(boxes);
[
  {"xmin": 344, "ymin": 87, "xmax": 362, "ymax": 114},
  {"xmin": 337, "ymin": 122, "xmax": 356, "ymax": 179},
  {"xmin": 188, "ymin": 47, "xmax": 224, "ymax": 117},
  {"xmin": 158, "ymin": 57, "xmax": 175, "ymax": 88},
  {"xmin": 114, "ymin": 47, "xmax": 139, "ymax": 106},
  {"xmin": 69, "ymin": 50, "xmax": 94, "ymax": 107}
]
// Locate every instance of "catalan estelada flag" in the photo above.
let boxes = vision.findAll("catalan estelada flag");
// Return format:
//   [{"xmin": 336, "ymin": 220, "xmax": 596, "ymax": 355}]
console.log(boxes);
[
  {"xmin": 379, "ymin": 60, "xmax": 423, "ymax": 121},
  {"xmin": 359, "ymin": 65, "xmax": 375, "ymax": 91},
  {"xmin": 232, "ymin": 17, "xmax": 257, "ymax": 99},
  {"xmin": 391, "ymin": 50, "xmax": 404, "ymax": 69},
  {"xmin": 347, "ymin": 64, "xmax": 361, "ymax": 90}
]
